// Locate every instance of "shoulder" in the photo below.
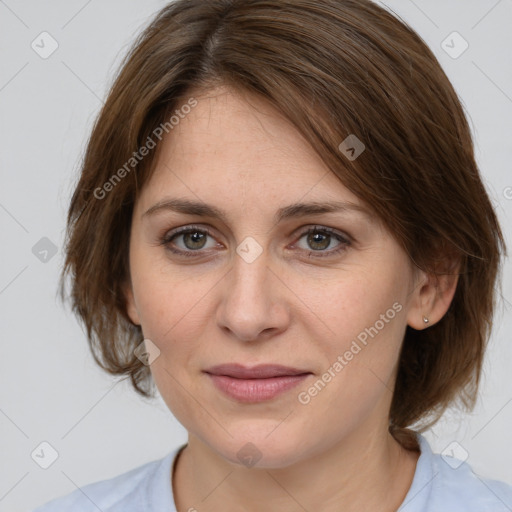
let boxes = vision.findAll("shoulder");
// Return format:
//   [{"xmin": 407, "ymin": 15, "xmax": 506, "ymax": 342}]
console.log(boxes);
[
  {"xmin": 401, "ymin": 434, "xmax": 512, "ymax": 512},
  {"xmin": 429, "ymin": 450, "xmax": 512, "ymax": 511},
  {"xmin": 30, "ymin": 448, "xmax": 181, "ymax": 512}
]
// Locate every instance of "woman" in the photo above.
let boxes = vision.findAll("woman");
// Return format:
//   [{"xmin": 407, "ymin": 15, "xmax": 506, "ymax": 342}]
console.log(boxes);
[{"xmin": 33, "ymin": 0, "xmax": 512, "ymax": 510}]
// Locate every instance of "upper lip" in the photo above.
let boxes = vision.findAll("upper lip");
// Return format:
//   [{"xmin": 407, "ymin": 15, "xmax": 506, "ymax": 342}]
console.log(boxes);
[{"xmin": 204, "ymin": 364, "xmax": 311, "ymax": 379}]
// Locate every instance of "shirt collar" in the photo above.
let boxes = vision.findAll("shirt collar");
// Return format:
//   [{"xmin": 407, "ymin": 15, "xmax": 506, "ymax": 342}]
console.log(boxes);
[{"xmin": 398, "ymin": 433, "xmax": 436, "ymax": 512}]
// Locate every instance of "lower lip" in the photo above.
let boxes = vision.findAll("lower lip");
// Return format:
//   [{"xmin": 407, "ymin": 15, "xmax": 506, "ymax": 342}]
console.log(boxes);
[{"xmin": 206, "ymin": 373, "xmax": 310, "ymax": 402}]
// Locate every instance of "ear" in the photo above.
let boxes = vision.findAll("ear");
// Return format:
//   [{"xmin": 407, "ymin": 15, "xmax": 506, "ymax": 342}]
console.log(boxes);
[
  {"xmin": 122, "ymin": 279, "xmax": 141, "ymax": 326},
  {"xmin": 406, "ymin": 261, "xmax": 460, "ymax": 330}
]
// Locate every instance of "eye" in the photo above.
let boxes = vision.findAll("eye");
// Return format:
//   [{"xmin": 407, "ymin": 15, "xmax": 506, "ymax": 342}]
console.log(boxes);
[
  {"xmin": 158, "ymin": 224, "xmax": 351, "ymax": 259},
  {"xmin": 160, "ymin": 225, "xmax": 220, "ymax": 256},
  {"xmin": 294, "ymin": 226, "xmax": 351, "ymax": 257}
]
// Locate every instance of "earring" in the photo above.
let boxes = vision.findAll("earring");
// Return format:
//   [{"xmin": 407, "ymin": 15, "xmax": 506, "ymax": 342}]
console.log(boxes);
[{"xmin": 423, "ymin": 316, "xmax": 430, "ymax": 325}]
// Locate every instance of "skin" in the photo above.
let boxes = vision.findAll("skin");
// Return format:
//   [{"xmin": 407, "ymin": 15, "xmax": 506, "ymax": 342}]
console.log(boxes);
[{"xmin": 124, "ymin": 85, "xmax": 458, "ymax": 512}]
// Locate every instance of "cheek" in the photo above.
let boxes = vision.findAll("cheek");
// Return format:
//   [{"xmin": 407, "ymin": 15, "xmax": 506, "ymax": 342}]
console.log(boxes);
[
  {"xmin": 304, "ymin": 269, "xmax": 406, "ymax": 344},
  {"xmin": 295, "ymin": 276, "xmax": 407, "ymax": 433},
  {"xmin": 132, "ymin": 269, "xmax": 211, "ymax": 430},
  {"xmin": 130, "ymin": 247, "xmax": 213, "ymax": 342},
  {"xmin": 298, "ymin": 263, "xmax": 408, "ymax": 397},
  {"xmin": 148, "ymin": 355, "xmax": 205, "ymax": 439}
]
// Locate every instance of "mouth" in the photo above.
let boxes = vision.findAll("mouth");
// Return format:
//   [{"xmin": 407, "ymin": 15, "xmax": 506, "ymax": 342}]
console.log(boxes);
[{"xmin": 203, "ymin": 364, "xmax": 312, "ymax": 402}]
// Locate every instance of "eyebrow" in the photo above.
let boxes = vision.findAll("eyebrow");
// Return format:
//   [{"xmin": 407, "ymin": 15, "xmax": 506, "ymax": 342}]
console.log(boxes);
[{"xmin": 142, "ymin": 198, "xmax": 373, "ymax": 223}]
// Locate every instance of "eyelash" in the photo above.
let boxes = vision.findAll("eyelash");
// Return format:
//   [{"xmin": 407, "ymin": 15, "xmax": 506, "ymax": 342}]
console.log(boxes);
[{"xmin": 158, "ymin": 224, "xmax": 351, "ymax": 259}]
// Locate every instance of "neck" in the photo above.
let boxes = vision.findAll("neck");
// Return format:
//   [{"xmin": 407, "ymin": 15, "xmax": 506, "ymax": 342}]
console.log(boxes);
[{"xmin": 172, "ymin": 421, "xmax": 419, "ymax": 512}]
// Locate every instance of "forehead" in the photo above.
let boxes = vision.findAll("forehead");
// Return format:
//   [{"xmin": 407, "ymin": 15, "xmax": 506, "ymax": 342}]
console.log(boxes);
[{"xmin": 137, "ymin": 86, "xmax": 364, "ymax": 215}]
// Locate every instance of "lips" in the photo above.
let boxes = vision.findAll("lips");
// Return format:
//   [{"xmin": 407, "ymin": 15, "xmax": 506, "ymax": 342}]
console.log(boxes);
[
  {"xmin": 204, "ymin": 363, "xmax": 311, "ymax": 379},
  {"xmin": 204, "ymin": 364, "xmax": 312, "ymax": 402}
]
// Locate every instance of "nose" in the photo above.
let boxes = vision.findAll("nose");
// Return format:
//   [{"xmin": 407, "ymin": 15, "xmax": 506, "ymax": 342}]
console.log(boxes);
[{"xmin": 215, "ymin": 246, "xmax": 291, "ymax": 342}]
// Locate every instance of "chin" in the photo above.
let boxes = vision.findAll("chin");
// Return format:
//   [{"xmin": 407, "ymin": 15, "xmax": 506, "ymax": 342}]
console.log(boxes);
[{"xmin": 208, "ymin": 425, "xmax": 311, "ymax": 469}]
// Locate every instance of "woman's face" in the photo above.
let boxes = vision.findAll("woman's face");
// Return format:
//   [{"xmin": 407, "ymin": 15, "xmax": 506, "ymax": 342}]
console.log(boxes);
[{"xmin": 126, "ymin": 86, "xmax": 424, "ymax": 467}]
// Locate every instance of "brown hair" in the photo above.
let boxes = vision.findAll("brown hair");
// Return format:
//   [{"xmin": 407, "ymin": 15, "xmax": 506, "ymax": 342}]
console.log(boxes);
[{"xmin": 60, "ymin": 0, "xmax": 505, "ymax": 448}]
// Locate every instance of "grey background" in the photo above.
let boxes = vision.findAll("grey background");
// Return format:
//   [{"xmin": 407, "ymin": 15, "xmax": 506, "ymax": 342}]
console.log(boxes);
[{"xmin": 1, "ymin": 1, "xmax": 511, "ymax": 511}]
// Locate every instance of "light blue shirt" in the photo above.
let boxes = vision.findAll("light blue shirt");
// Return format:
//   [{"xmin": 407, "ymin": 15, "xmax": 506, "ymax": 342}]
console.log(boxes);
[{"xmin": 31, "ymin": 434, "xmax": 512, "ymax": 511}]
